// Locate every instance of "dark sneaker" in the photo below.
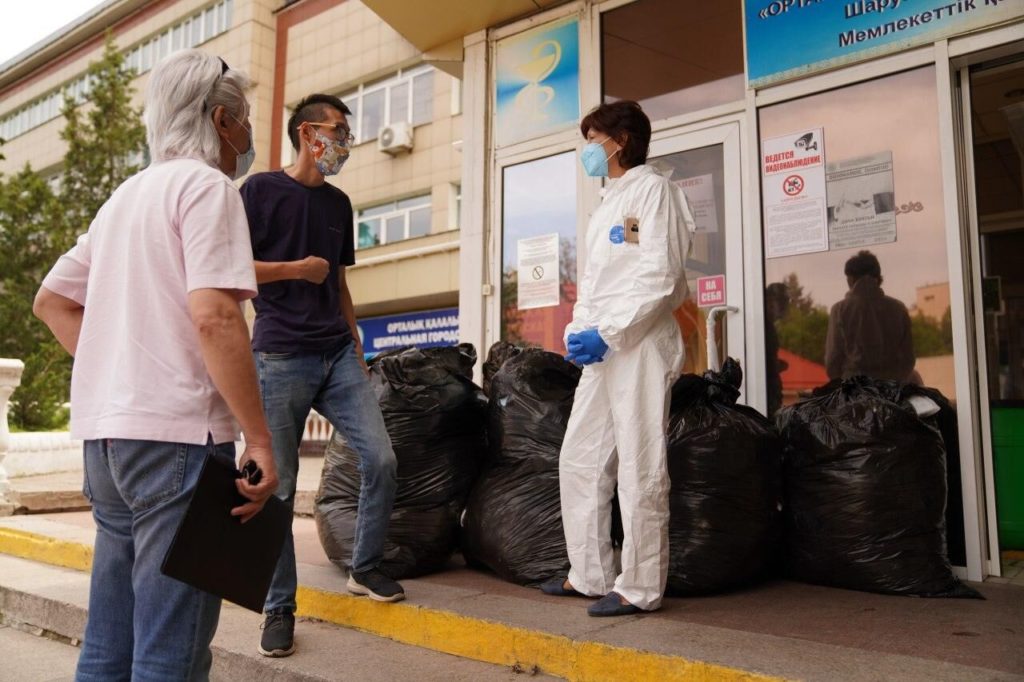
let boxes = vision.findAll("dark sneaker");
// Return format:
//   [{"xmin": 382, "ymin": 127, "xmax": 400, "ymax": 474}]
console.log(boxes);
[
  {"xmin": 258, "ymin": 610, "xmax": 296, "ymax": 657},
  {"xmin": 347, "ymin": 568, "xmax": 406, "ymax": 602}
]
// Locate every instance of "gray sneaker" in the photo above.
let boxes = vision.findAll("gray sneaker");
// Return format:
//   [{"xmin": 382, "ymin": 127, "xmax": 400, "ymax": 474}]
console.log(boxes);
[
  {"xmin": 347, "ymin": 568, "xmax": 406, "ymax": 602},
  {"xmin": 258, "ymin": 610, "xmax": 295, "ymax": 657}
]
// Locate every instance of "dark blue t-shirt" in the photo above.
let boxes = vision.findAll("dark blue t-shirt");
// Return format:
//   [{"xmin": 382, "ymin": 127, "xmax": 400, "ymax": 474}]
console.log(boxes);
[{"xmin": 240, "ymin": 171, "xmax": 355, "ymax": 353}]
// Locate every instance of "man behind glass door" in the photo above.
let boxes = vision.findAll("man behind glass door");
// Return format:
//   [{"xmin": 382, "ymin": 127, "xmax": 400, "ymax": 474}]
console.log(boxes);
[{"xmin": 825, "ymin": 250, "xmax": 915, "ymax": 383}]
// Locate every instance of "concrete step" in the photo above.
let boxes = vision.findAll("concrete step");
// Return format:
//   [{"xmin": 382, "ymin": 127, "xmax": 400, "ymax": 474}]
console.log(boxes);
[
  {"xmin": 4, "ymin": 514, "xmax": 1023, "ymax": 681},
  {"xmin": 0, "ymin": 553, "xmax": 554, "ymax": 681},
  {"xmin": 0, "ymin": 623, "xmax": 79, "ymax": 682}
]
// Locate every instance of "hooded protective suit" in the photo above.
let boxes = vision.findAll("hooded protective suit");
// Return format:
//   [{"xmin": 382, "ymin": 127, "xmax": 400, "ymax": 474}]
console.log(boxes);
[{"xmin": 560, "ymin": 164, "xmax": 694, "ymax": 610}]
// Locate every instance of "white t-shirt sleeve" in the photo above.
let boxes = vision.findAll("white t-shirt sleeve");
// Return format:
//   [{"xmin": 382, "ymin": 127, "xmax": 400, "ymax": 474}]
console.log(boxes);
[
  {"xmin": 42, "ymin": 231, "xmax": 92, "ymax": 306},
  {"xmin": 179, "ymin": 179, "xmax": 257, "ymax": 300}
]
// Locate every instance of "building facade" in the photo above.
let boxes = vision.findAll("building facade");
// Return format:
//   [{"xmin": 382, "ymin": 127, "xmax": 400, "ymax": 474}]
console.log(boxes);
[{"xmin": 2, "ymin": 0, "xmax": 1023, "ymax": 584}]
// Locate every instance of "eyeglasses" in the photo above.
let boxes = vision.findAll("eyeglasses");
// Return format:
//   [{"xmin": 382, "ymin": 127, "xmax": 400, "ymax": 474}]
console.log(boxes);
[{"xmin": 308, "ymin": 122, "xmax": 355, "ymax": 146}]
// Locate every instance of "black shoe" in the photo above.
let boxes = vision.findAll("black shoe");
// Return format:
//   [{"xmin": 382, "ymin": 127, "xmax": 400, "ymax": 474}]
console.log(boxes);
[
  {"xmin": 258, "ymin": 610, "xmax": 296, "ymax": 657},
  {"xmin": 347, "ymin": 568, "xmax": 406, "ymax": 602},
  {"xmin": 587, "ymin": 592, "xmax": 642, "ymax": 617},
  {"xmin": 539, "ymin": 577, "xmax": 583, "ymax": 597}
]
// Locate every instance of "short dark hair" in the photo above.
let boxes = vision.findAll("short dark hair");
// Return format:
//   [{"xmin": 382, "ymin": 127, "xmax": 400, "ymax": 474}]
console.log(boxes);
[
  {"xmin": 844, "ymin": 250, "xmax": 883, "ymax": 283},
  {"xmin": 579, "ymin": 100, "xmax": 651, "ymax": 168},
  {"xmin": 287, "ymin": 94, "xmax": 351, "ymax": 150}
]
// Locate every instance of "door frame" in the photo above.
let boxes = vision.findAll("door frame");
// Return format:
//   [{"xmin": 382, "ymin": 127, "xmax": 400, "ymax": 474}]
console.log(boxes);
[
  {"xmin": 951, "ymin": 38, "xmax": 1024, "ymax": 578},
  {"xmin": 648, "ymin": 119, "xmax": 750, "ymax": 403}
]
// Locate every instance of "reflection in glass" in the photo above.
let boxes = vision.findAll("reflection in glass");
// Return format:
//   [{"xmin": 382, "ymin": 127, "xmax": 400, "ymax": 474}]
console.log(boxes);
[
  {"xmin": 361, "ymin": 89, "xmax": 385, "ymax": 142},
  {"xmin": 601, "ymin": 0, "xmax": 744, "ymax": 120},
  {"xmin": 501, "ymin": 152, "xmax": 577, "ymax": 352},
  {"xmin": 648, "ymin": 144, "xmax": 727, "ymax": 374},
  {"xmin": 761, "ymin": 66, "xmax": 956, "ymax": 414},
  {"xmin": 358, "ymin": 219, "xmax": 380, "ymax": 249}
]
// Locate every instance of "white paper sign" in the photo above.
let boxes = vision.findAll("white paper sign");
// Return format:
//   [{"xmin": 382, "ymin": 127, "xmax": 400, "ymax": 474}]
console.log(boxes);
[
  {"xmin": 675, "ymin": 174, "xmax": 718, "ymax": 234},
  {"xmin": 826, "ymin": 151, "xmax": 896, "ymax": 251},
  {"xmin": 517, "ymin": 233, "xmax": 560, "ymax": 310},
  {"xmin": 762, "ymin": 128, "xmax": 828, "ymax": 259}
]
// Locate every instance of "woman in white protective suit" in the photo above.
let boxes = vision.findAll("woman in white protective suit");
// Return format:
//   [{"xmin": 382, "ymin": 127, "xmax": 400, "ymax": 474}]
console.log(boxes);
[{"xmin": 540, "ymin": 100, "xmax": 693, "ymax": 616}]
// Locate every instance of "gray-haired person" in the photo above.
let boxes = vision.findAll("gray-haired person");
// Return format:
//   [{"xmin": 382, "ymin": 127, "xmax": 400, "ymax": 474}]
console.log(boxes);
[{"xmin": 33, "ymin": 50, "xmax": 278, "ymax": 681}]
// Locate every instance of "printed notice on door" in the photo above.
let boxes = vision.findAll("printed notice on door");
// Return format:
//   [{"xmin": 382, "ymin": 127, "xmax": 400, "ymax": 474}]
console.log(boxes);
[
  {"xmin": 675, "ymin": 174, "xmax": 719, "ymax": 234},
  {"xmin": 517, "ymin": 233, "xmax": 560, "ymax": 310},
  {"xmin": 826, "ymin": 151, "xmax": 896, "ymax": 251},
  {"xmin": 762, "ymin": 128, "xmax": 828, "ymax": 259}
]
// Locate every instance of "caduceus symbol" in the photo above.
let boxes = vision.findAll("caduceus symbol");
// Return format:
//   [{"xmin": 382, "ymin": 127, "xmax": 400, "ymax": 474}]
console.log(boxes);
[{"xmin": 513, "ymin": 40, "xmax": 562, "ymax": 122}]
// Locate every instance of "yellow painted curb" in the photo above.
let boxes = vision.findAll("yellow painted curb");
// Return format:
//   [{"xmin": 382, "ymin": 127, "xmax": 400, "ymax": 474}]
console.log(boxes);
[
  {"xmin": 0, "ymin": 526, "xmax": 92, "ymax": 572},
  {"xmin": 297, "ymin": 585, "xmax": 784, "ymax": 682},
  {"xmin": 0, "ymin": 527, "xmax": 784, "ymax": 682}
]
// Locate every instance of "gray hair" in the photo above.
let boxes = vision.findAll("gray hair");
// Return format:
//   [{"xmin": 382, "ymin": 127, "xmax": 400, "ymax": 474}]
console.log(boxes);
[{"xmin": 144, "ymin": 50, "xmax": 251, "ymax": 166}]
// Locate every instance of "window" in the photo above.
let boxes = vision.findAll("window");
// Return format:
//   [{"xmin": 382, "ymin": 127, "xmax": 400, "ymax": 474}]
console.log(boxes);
[
  {"xmin": 356, "ymin": 195, "xmax": 432, "ymax": 249},
  {"xmin": 0, "ymin": 0, "xmax": 234, "ymax": 140},
  {"xmin": 340, "ymin": 66, "xmax": 435, "ymax": 144}
]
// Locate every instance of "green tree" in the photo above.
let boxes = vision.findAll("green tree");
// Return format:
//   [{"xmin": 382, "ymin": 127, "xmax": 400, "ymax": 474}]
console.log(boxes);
[
  {"xmin": 774, "ymin": 273, "xmax": 830, "ymax": 366},
  {"xmin": 911, "ymin": 310, "xmax": 954, "ymax": 358},
  {"xmin": 60, "ymin": 31, "xmax": 146, "ymax": 236},
  {"xmin": 0, "ymin": 167, "xmax": 70, "ymax": 429},
  {"xmin": 0, "ymin": 32, "xmax": 145, "ymax": 430}
]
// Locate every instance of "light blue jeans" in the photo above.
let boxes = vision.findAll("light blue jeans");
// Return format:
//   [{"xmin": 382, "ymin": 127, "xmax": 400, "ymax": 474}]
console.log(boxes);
[
  {"xmin": 255, "ymin": 341, "xmax": 397, "ymax": 615},
  {"xmin": 76, "ymin": 438, "xmax": 232, "ymax": 682}
]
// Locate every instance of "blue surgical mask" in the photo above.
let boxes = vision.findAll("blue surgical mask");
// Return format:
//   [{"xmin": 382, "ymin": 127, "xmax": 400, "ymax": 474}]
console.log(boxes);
[
  {"xmin": 227, "ymin": 113, "xmax": 255, "ymax": 180},
  {"xmin": 580, "ymin": 138, "xmax": 618, "ymax": 177}
]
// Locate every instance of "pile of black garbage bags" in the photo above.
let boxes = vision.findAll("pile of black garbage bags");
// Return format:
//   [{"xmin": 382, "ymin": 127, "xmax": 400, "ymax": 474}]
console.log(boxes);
[
  {"xmin": 314, "ymin": 341, "xmax": 974, "ymax": 599},
  {"xmin": 315, "ymin": 344, "xmax": 485, "ymax": 579}
]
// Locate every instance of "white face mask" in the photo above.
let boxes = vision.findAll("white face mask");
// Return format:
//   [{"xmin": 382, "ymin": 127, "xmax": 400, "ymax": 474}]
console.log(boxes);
[{"xmin": 226, "ymin": 113, "xmax": 255, "ymax": 179}]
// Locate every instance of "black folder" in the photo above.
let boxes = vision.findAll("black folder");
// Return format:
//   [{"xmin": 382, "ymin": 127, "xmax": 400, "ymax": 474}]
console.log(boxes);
[{"xmin": 161, "ymin": 453, "xmax": 289, "ymax": 613}]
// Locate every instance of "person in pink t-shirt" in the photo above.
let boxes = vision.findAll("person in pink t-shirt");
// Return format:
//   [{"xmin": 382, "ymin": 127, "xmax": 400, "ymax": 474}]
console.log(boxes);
[{"xmin": 33, "ymin": 50, "xmax": 278, "ymax": 682}]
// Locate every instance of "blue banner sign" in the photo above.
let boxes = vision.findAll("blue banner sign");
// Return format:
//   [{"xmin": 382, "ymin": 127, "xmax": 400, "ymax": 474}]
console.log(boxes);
[
  {"xmin": 356, "ymin": 308, "xmax": 459, "ymax": 357},
  {"xmin": 745, "ymin": 0, "xmax": 1022, "ymax": 88}
]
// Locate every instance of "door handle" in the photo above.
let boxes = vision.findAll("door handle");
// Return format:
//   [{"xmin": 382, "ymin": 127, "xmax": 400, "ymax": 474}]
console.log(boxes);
[{"xmin": 706, "ymin": 305, "xmax": 739, "ymax": 373}]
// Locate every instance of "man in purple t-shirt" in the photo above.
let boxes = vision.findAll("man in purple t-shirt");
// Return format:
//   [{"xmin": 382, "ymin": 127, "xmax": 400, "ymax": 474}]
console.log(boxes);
[{"xmin": 240, "ymin": 94, "xmax": 403, "ymax": 659}]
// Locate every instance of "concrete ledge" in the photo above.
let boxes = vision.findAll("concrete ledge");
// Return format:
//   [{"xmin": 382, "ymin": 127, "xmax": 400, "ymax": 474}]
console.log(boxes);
[
  {"xmin": 0, "ymin": 521, "xmax": 783, "ymax": 682},
  {"xmin": 3, "ymin": 516, "xmax": 1022, "ymax": 681},
  {"xmin": 0, "ymin": 554, "xmax": 555, "ymax": 682}
]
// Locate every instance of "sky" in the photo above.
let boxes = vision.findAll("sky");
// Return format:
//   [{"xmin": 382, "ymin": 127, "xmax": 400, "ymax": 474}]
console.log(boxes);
[{"xmin": 0, "ymin": 0, "xmax": 106, "ymax": 67}]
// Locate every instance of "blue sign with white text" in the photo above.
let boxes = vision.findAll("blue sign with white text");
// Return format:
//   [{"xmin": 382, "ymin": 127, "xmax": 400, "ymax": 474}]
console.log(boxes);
[
  {"xmin": 745, "ymin": 0, "xmax": 1022, "ymax": 88},
  {"xmin": 356, "ymin": 308, "xmax": 460, "ymax": 358}
]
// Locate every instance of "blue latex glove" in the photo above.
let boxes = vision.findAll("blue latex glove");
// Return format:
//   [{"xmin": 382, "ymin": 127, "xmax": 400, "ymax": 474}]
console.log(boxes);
[{"xmin": 565, "ymin": 330, "xmax": 608, "ymax": 366}]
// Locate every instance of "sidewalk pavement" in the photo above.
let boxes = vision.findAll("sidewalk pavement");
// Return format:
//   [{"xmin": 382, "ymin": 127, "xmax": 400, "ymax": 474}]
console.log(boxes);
[{"xmin": 1, "ymin": 511, "xmax": 1022, "ymax": 681}]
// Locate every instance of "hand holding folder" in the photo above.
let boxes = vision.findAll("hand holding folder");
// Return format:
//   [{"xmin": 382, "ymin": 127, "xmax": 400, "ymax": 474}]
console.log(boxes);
[{"xmin": 162, "ymin": 453, "xmax": 290, "ymax": 613}]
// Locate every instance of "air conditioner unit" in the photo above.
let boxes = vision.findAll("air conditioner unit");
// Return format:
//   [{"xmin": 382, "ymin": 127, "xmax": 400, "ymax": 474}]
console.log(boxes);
[{"xmin": 378, "ymin": 121, "xmax": 414, "ymax": 155}]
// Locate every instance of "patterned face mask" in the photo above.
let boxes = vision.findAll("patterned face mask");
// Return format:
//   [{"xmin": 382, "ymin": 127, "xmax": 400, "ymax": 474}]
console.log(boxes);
[{"xmin": 308, "ymin": 129, "xmax": 350, "ymax": 176}]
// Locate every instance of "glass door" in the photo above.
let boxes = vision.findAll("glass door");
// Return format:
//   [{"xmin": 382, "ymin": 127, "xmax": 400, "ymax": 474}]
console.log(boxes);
[{"xmin": 649, "ymin": 123, "xmax": 745, "ymax": 389}]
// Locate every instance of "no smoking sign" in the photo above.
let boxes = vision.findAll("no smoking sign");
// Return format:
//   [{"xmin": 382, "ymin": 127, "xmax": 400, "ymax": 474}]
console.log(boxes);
[{"xmin": 783, "ymin": 174, "xmax": 804, "ymax": 196}]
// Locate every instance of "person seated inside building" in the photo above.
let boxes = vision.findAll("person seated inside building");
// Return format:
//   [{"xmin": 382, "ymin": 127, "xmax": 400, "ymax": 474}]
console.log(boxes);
[{"xmin": 824, "ymin": 249, "xmax": 916, "ymax": 383}]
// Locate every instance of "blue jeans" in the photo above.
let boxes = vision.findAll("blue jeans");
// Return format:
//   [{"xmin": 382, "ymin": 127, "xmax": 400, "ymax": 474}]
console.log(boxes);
[
  {"xmin": 255, "ymin": 341, "xmax": 397, "ymax": 614},
  {"xmin": 76, "ymin": 438, "xmax": 232, "ymax": 682}
]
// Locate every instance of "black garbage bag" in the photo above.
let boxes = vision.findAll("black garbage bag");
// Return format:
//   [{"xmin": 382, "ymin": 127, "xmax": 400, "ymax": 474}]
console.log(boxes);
[
  {"xmin": 461, "ymin": 349, "xmax": 580, "ymax": 584},
  {"xmin": 482, "ymin": 341, "xmax": 522, "ymax": 397},
  {"xmin": 483, "ymin": 348, "xmax": 580, "ymax": 468},
  {"xmin": 809, "ymin": 380, "xmax": 967, "ymax": 568},
  {"xmin": 777, "ymin": 376, "xmax": 980, "ymax": 598},
  {"xmin": 664, "ymin": 358, "xmax": 783, "ymax": 595},
  {"xmin": 315, "ymin": 344, "xmax": 486, "ymax": 579}
]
